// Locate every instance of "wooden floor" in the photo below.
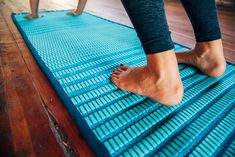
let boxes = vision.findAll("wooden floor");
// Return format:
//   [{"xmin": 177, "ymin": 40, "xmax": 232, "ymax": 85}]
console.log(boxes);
[{"xmin": 0, "ymin": 0, "xmax": 234, "ymax": 156}]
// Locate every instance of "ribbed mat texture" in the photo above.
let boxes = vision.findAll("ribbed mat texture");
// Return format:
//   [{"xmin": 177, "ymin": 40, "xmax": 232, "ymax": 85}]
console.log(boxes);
[{"xmin": 12, "ymin": 11, "xmax": 235, "ymax": 157}]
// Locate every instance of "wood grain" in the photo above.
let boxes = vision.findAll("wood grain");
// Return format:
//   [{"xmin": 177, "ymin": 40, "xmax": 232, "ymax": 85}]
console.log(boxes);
[{"xmin": 0, "ymin": 10, "xmax": 65, "ymax": 157}]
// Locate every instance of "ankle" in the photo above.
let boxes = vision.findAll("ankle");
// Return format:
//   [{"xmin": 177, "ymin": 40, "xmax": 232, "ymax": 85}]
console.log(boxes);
[
  {"xmin": 195, "ymin": 39, "xmax": 223, "ymax": 54},
  {"xmin": 146, "ymin": 49, "xmax": 177, "ymax": 70},
  {"xmin": 145, "ymin": 51, "xmax": 181, "ymax": 83}
]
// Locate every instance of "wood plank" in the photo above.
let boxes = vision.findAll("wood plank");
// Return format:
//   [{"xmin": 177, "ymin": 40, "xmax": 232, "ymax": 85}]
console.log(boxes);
[
  {"xmin": 0, "ymin": 44, "xmax": 15, "ymax": 157},
  {"xmin": 0, "ymin": 4, "xmax": 66, "ymax": 157},
  {"xmin": 0, "ymin": 1, "xmax": 94, "ymax": 157}
]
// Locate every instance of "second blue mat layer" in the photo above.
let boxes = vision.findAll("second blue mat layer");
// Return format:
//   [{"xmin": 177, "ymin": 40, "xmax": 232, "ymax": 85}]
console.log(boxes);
[{"xmin": 12, "ymin": 11, "xmax": 235, "ymax": 157}]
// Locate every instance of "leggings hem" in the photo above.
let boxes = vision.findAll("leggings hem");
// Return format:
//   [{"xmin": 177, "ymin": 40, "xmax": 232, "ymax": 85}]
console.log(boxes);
[
  {"xmin": 143, "ymin": 40, "xmax": 175, "ymax": 54},
  {"xmin": 196, "ymin": 34, "xmax": 222, "ymax": 43}
]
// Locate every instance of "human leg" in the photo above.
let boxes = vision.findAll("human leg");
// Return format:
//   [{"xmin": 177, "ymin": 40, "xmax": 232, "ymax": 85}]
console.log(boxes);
[
  {"xmin": 112, "ymin": 0, "xmax": 183, "ymax": 106},
  {"xmin": 67, "ymin": 0, "xmax": 87, "ymax": 16},
  {"xmin": 25, "ymin": 0, "xmax": 43, "ymax": 19},
  {"xmin": 176, "ymin": 0, "xmax": 226, "ymax": 77}
]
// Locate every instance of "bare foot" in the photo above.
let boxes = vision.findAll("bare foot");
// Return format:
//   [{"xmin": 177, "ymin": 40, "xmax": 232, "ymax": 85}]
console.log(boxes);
[
  {"xmin": 111, "ymin": 50, "xmax": 184, "ymax": 106},
  {"xmin": 66, "ymin": 10, "xmax": 82, "ymax": 16},
  {"xmin": 176, "ymin": 39, "xmax": 226, "ymax": 77},
  {"xmin": 24, "ymin": 13, "xmax": 44, "ymax": 19}
]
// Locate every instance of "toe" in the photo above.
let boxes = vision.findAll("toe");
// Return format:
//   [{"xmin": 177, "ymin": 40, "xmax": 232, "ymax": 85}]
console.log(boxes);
[
  {"xmin": 24, "ymin": 14, "xmax": 32, "ymax": 19},
  {"xmin": 114, "ymin": 68, "xmax": 123, "ymax": 73},
  {"xmin": 111, "ymin": 76, "xmax": 119, "ymax": 84},
  {"xmin": 112, "ymin": 69, "xmax": 121, "ymax": 74},
  {"xmin": 111, "ymin": 73, "xmax": 119, "ymax": 79},
  {"xmin": 119, "ymin": 64, "xmax": 128, "ymax": 71},
  {"xmin": 113, "ymin": 70, "xmax": 121, "ymax": 75}
]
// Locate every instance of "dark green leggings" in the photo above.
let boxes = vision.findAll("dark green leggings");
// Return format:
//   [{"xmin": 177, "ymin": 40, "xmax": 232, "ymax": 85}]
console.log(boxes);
[{"xmin": 121, "ymin": 0, "xmax": 221, "ymax": 54}]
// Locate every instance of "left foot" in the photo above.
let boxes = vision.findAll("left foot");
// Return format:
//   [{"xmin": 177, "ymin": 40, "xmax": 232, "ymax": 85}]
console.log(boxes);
[{"xmin": 24, "ymin": 13, "xmax": 44, "ymax": 19}]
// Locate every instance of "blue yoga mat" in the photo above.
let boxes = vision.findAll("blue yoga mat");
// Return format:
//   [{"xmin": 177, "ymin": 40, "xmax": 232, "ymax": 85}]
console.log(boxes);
[{"xmin": 12, "ymin": 11, "xmax": 235, "ymax": 157}]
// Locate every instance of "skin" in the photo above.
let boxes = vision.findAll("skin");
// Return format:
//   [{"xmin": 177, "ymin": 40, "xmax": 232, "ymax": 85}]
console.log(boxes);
[
  {"xmin": 176, "ymin": 39, "xmax": 226, "ymax": 77},
  {"xmin": 24, "ymin": 0, "xmax": 42, "ymax": 19},
  {"xmin": 25, "ymin": 0, "xmax": 87, "ymax": 19},
  {"xmin": 112, "ymin": 39, "xmax": 226, "ymax": 106},
  {"xmin": 112, "ymin": 50, "xmax": 184, "ymax": 106},
  {"xmin": 67, "ymin": 0, "xmax": 88, "ymax": 16}
]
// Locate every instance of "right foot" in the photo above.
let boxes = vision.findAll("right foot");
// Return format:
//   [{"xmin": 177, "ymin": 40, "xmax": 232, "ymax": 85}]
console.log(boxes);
[
  {"xmin": 112, "ymin": 50, "xmax": 184, "ymax": 106},
  {"xmin": 176, "ymin": 39, "xmax": 226, "ymax": 77},
  {"xmin": 66, "ymin": 10, "xmax": 82, "ymax": 16}
]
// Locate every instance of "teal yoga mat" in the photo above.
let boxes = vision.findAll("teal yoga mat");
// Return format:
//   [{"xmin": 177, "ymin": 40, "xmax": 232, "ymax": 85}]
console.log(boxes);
[{"xmin": 12, "ymin": 11, "xmax": 235, "ymax": 157}]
